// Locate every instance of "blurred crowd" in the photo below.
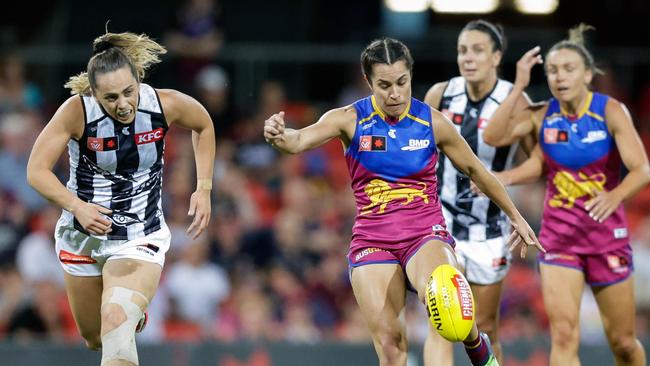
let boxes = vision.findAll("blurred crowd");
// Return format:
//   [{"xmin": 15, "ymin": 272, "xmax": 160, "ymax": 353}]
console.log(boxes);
[{"xmin": 1, "ymin": 0, "xmax": 650, "ymax": 350}]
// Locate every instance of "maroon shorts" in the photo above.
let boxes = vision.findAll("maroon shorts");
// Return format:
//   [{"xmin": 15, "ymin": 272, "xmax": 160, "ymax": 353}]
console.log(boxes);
[
  {"xmin": 538, "ymin": 245, "xmax": 633, "ymax": 286},
  {"xmin": 347, "ymin": 230, "xmax": 455, "ymax": 270}
]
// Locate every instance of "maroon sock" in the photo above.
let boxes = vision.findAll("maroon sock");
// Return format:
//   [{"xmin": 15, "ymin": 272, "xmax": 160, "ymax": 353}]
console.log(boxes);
[{"xmin": 463, "ymin": 333, "xmax": 491, "ymax": 365}]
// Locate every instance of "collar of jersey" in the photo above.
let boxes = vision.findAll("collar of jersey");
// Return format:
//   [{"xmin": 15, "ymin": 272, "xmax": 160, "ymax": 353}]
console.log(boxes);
[
  {"xmin": 371, "ymin": 95, "xmax": 411, "ymax": 123},
  {"xmin": 559, "ymin": 92, "xmax": 593, "ymax": 121}
]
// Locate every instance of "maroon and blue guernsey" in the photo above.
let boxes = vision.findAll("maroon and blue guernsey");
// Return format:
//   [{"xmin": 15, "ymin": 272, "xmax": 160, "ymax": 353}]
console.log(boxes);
[
  {"xmin": 346, "ymin": 96, "xmax": 451, "ymax": 262},
  {"xmin": 539, "ymin": 92, "xmax": 629, "ymax": 254}
]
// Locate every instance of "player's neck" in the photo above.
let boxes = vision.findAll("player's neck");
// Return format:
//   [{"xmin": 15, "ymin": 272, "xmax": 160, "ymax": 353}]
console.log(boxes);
[
  {"xmin": 465, "ymin": 75, "xmax": 497, "ymax": 102},
  {"xmin": 561, "ymin": 89, "xmax": 590, "ymax": 115}
]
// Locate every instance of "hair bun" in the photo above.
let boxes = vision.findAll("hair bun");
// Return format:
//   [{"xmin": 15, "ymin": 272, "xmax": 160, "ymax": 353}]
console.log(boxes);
[{"xmin": 93, "ymin": 40, "xmax": 114, "ymax": 55}]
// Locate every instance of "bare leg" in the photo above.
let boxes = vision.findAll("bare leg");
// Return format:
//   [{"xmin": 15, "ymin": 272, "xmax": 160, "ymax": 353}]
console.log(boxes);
[
  {"xmin": 100, "ymin": 259, "xmax": 162, "ymax": 366},
  {"xmin": 351, "ymin": 263, "xmax": 408, "ymax": 366},
  {"xmin": 64, "ymin": 273, "xmax": 103, "ymax": 350},
  {"xmin": 471, "ymin": 281, "xmax": 505, "ymax": 364},
  {"xmin": 424, "ymin": 325, "xmax": 454, "ymax": 366},
  {"xmin": 540, "ymin": 263, "xmax": 584, "ymax": 366},
  {"xmin": 593, "ymin": 277, "xmax": 646, "ymax": 366},
  {"xmin": 405, "ymin": 240, "xmax": 483, "ymax": 363}
]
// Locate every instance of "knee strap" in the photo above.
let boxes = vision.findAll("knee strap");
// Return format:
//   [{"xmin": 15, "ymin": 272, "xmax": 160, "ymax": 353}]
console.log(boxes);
[{"xmin": 100, "ymin": 287, "xmax": 148, "ymax": 365}]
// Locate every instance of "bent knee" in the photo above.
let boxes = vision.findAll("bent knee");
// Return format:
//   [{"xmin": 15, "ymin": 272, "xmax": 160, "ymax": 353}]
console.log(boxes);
[
  {"xmin": 101, "ymin": 303, "xmax": 129, "ymax": 333},
  {"xmin": 476, "ymin": 316, "xmax": 498, "ymax": 338},
  {"xmin": 550, "ymin": 320, "xmax": 580, "ymax": 347},
  {"xmin": 610, "ymin": 335, "xmax": 639, "ymax": 360},
  {"xmin": 375, "ymin": 329, "xmax": 407, "ymax": 363}
]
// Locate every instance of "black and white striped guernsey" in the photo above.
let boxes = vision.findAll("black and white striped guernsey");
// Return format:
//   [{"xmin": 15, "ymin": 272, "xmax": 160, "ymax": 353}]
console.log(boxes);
[
  {"xmin": 437, "ymin": 76, "xmax": 519, "ymax": 241},
  {"xmin": 64, "ymin": 83, "xmax": 168, "ymax": 240}
]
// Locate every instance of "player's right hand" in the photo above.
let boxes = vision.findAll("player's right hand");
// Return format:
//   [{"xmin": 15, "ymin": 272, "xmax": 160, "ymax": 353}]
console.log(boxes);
[
  {"xmin": 508, "ymin": 214, "xmax": 545, "ymax": 258},
  {"xmin": 263, "ymin": 111, "xmax": 286, "ymax": 146},
  {"xmin": 71, "ymin": 201, "xmax": 113, "ymax": 235},
  {"xmin": 514, "ymin": 46, "xmax": 543, "ymax": 90}
]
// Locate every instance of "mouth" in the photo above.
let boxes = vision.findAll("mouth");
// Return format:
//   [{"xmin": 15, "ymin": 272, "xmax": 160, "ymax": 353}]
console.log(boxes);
[
  {"xmin": 555, "ymin": 86, "xmax": 570, "ymax": 94},
  {"xmin": 116, "ymin": 109, "xmax": 132, "ymax": 120}
]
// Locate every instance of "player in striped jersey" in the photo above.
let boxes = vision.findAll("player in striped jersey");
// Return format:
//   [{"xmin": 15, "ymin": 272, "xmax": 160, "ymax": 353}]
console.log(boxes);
[
  {"xmin": 486, "ymin": 24, "xmax": 649, "ymax": 366},
  {"xmin": 264, "ymin": 37, "xmax": 543, "ymax": 366},
  {"xmin": 423, "ymin": 20, "xmax": 540, "ymax": 365},
  {"xmin": 27, "ymin": 31, "xmax": 215, "ymax": 365}
]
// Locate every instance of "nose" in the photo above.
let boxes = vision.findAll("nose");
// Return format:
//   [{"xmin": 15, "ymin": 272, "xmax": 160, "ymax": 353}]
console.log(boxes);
[
  {"xmin": 389, "ymin": 85, "xmax": 399, "ymax": 100},
  {"xmin": 117, "ymin": 96, "xmax": 129, "ymax": 109},
  {"xmin": 460, "ymin": 51, "xmax": 474, "ymax": 63}
]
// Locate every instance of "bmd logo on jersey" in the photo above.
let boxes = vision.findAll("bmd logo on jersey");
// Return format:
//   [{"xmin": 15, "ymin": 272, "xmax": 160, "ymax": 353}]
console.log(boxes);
[
  {"xmin": 359, "ymin": 135, "xmax": 386, "ymax": 152},
  {"xmin": 401, "ymin": 139, "xmax": 430, "ymax": 151},
  {"xmin": 135, "ymin": 128, "xmax": 164, "ymax": 145}
]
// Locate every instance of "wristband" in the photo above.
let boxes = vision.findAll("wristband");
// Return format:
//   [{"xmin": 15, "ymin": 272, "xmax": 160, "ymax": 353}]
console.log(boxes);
[{"xmin": 197, "ymin": 178, "xmax": 212, "ymax": 191}]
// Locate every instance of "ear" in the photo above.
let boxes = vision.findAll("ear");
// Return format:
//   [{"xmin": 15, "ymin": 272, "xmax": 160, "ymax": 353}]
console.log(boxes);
[
  {"xmin": 584, "ymin": 69, "xmax": 593, "ymax": 85},
  {"xmin": 364, "ymin": 74, "xmax": 373, "ymax": 90},
  {"xmin": 492, "ymin": 50, "xmax": 503, "ymax": 68}
]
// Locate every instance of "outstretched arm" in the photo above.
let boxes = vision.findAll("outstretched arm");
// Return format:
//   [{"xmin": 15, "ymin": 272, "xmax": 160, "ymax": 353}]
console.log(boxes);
[
  {"xmin": 160, "ymin": 89, "xmax": 216, "ymax": 239},
  {"xmin": 585, "ymin": 99, "xmax": 650, "ymax": 222},
  {"xmin": 433, "ymin": 108, "xmax": 544, "ymax": 257},
  {"xmin": 483, "ymin": 46, "xmax": 543, "ymax": 147},
  {"xmin": 263, "ymin": 106, "xmax": 356, "ymax": 154},
  {"xmin": 495, "ymin": 144, "xmax": 545, "ymax": 186}
]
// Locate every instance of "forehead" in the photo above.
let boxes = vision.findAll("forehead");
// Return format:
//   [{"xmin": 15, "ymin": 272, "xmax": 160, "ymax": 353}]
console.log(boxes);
[
  {"xmin": 371, "ymin": 60, "xmax": 409, "ymax": 82},
  {"xmin": 458, "ymin": 30, "xmax": 492, "ymax": 46},
  {"xmin": 94, "ymin": 66, "xmax": 137, "ymax": 95},
  {"xmin": 547, "ymin": 48, "xmax": 583, "ymax": 65}
]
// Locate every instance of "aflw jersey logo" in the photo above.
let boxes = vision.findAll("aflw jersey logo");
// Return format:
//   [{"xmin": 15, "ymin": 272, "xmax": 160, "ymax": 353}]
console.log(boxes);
[{"xmin": 67, "ymin": 84, "xmax": 169, "ymax": 240}]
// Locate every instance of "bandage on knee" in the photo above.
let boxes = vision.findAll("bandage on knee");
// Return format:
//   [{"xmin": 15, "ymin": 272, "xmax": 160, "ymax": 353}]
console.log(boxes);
[{"xmin": 100, "ymin": 287, "xmax": 149, "ymax": 365}]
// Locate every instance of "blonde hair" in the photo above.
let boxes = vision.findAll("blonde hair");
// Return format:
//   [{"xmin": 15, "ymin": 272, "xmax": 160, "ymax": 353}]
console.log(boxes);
[
  {"xmin": 64, "ymin": 32, "xmax": 167, "ymax": 95},
  {"xmin": 547, "ymin": 23, "xmax": 604, "ymax": 75}
]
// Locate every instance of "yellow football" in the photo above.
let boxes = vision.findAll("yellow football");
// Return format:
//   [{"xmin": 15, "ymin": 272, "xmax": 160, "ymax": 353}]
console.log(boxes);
[{"xmin": 425, "ymin": 264, "xmax": 475, "ymax": 342}]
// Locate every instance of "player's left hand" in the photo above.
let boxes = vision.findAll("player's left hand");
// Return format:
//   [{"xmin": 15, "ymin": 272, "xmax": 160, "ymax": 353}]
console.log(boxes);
[
  {"xmin": 585, "ymin": 190, "xmax": 621, "ymax": 223},
  {"xmin": 508, "ymin": 214, "xmax": 545, "ymax": 258},
  {"xmin": 187, "ymin": 189, "xmax": 211, "ymax": 239}
]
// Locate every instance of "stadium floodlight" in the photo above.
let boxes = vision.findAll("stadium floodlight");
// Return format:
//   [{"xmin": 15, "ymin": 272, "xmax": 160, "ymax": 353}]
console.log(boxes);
[
  {"xmin": 430, "ymin": 0, "xmax": 498, "ymax": 13},
  {"xmin": 384, "ymin": 0, "xmax": 430, "ymax": 12},
  {"xmin": 514, "ymin": 0, "xmax": 558, "ymax": 14}
]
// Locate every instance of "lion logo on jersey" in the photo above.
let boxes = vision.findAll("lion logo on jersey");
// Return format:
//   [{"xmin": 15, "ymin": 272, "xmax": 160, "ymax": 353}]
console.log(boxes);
[
  {"xmin": 361, "ymin": 179, "xmax": 429, "ymax": 215},
  {"xmin": 549, "ymin": 171, "xmax": 606, "ymax": 208}
]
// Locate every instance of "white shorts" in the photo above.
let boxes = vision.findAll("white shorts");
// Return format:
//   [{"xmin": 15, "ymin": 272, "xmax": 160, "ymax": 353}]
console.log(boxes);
[
  {"xmin": 54, "ymin": 215, "xmax": 171, "ymax": 277},
  {"xmin": 454, "ymin": 236, "xmax": 511, "ymax": 285}
]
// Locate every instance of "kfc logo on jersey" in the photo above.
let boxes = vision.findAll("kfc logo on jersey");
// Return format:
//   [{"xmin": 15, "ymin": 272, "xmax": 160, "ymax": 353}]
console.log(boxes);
[
  {"xmin": 452, "ymin": 113, "xmax": 463, "ymax": 125},
  {"xmin": 135, "ymin": 128, "xmax": 164, "ymax": 145},
  {"xmin": 359, "ymin": 135, "xmax": 386, "ymax": 152},
  {"xmin": 87, "ymin": 136, "xmax": 119, "ymax": 151}
]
